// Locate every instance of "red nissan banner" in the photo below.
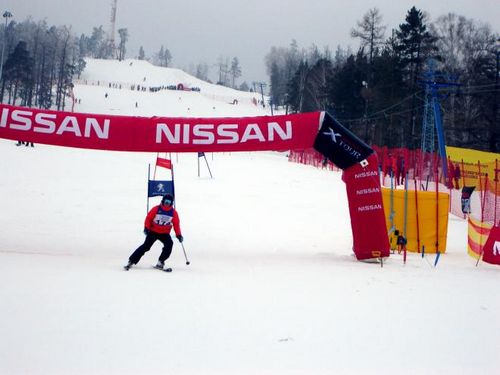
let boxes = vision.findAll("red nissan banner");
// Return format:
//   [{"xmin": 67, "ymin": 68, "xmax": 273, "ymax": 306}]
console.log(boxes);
[
  {"xmin": 0, "ymin": 104, "xmax": 322, "ymax": 152},
  {"xmin": 342, "ymin": 153, "xmax": 390, "ymax": 260},
  {"xmin": 482, "ymin": 225, "xmax": 500, "ymax": 265}
]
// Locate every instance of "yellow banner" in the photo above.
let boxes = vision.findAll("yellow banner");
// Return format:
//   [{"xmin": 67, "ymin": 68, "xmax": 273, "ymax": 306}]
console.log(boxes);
[
  {"xmin": 382, "ymin": 187, "xmax": 449, "ymax": 253},
  {"xmin": 446, "ymin": 146, "xmax": 499, "ymax": 189}
]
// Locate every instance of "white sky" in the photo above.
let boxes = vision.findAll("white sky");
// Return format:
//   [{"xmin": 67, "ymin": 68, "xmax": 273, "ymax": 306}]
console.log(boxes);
[{"xmin": 2, "ymin": 0, "xmax": 499, "ymax": 83}]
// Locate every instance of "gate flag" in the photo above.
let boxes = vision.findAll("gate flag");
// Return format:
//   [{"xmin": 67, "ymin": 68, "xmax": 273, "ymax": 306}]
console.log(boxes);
[
  {"xmin": 156, "ymin": 157, "xmax": 172, "ymax": 169},
  {"xmin": 148, "ymin": 180, "xmax": 174, "ymax": 197}
]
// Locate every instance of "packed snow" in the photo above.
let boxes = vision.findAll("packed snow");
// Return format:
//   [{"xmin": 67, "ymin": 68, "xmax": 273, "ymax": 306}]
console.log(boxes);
[{"xmin": 1, "ymin": 59, "xmax": 499, "ymax": 375}]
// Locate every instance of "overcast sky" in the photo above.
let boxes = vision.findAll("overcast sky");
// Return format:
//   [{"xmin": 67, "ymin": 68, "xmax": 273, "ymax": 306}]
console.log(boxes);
[{"xmin": 2, "ymin": 0, "xmax": 499, "ymax": 84}]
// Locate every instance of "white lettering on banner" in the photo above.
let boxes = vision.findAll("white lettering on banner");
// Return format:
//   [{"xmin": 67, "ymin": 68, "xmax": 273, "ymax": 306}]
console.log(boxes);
[
  {"xmin": 218, "ymin": 124, "xmax": 239, "ymax": 144},
  {"xmin": 354, "ymin": 171, "xmax": 379, "ymax": 179},
  {"xmin": 0, "ymin": 107, "xmax": 8, "ymax": 127},
  {"xmin": 57, "ymin": 116, "xmax": 82, "ymax": 136},
  {"xmin": 193, "ymin": 124, "xmax": 215, "ymax": 145},
  {"xmin": 0, "ymin": 108, "xmax": 110, "ymax": 139},
  {"xmin": 339, "ymin": 139, "xmax": 362, "ymax": 159},
  {"xmin": 156, "ymin": 121, "xmax": 292, "ymax": 145},
  {"xmin": 11, "ymin": 110, "xmax": 32, "ymax": 130},
  {"xmin": 241, "ymin": 123, "xmax": 265, "ymax": 142},
  {"xmin": 494, "ymin": 241, "xmax": 500, "ymax": 256},
  {"xmin": 356, "ymin": 187, "xmax": 380, "ymax": 195},
  {"xmin": 34, "ymin": 113, "xmax": 57, "ymax": 133},
  {"xmin": 268, "ymin": 122, "xmax": 292, "ymax": 141},
  {"xmin": 358, "ymin": 204, "xmax": 383, "ymax": 212}
]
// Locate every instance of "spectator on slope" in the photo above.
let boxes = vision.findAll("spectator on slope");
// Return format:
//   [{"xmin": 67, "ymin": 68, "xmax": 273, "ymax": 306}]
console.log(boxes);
[
  {"xmin": 396, "ymin": 155, "xmax": 405, "ymax": 185},
  {"xmin": 447, "ymin": 160, "xmax": 455, "ymax": 189},
  {"xmin": 385, "ymin": 153, "xmax": 394, "ymax": 178},
  {"xmin": 124, "ymin": 194, "xmax": 184, "ymax": 271},
  {"xmin": 453, "ymin": 163, "xmax": 461, "ymax": 190}
]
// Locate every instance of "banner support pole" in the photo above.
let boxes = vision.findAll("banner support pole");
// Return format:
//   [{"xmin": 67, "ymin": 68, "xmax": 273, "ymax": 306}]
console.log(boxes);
[{"xmin": 147, "ymin": 164, "xmax": 151, "ymax": 214}]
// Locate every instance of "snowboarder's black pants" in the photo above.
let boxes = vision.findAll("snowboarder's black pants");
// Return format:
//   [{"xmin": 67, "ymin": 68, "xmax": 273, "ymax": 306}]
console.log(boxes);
[{"xmin": 129, "ymin": 231, "xmax": 173, "ymax": 264}]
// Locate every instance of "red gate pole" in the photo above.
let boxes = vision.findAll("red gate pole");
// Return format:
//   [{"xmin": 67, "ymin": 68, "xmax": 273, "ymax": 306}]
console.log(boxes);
[{"xmin": 414, "ymin": 178, "xmax": 421, "ymax": 253}]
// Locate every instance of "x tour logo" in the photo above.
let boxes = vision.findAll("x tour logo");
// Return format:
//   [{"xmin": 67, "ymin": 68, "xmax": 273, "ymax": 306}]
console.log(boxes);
[{"xmin": 323, "ymin": 127, "xmax": 342, "ymax": 143}]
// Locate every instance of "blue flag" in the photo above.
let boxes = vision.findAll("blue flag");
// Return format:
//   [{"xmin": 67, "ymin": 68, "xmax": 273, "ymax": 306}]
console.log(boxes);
[
  {"xmin": 198, "ymin": 152, "xmax": 205, "ymax": 157},
  {"xmin": 148, "ymin": 180, "xmax": 174, "ymax": 197}
]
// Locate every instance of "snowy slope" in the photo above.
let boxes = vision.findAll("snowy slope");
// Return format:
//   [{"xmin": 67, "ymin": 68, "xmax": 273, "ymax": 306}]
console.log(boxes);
[
  {"xmin": 74, "ymin": 58, "xmax": 273, "ymax": 118},
  {"xmin": 1, "ymin": 59, "xmax": 499, "ymax": 375}
]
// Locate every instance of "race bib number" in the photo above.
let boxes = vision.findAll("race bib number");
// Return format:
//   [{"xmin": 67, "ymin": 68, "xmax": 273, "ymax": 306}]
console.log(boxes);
[{"xmin": 154, "ymin": 214, "xmax": 173, "ymax": 226}]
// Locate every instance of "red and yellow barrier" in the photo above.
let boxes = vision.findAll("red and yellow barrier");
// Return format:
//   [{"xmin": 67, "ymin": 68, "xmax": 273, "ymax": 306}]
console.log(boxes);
[
  {"xmin": 467, "ymin": 216, "xmax": 493, "ymax": 260},
  {"xmin": 382, "ymin": 187, "xmax": 449, "ymax": 253}
]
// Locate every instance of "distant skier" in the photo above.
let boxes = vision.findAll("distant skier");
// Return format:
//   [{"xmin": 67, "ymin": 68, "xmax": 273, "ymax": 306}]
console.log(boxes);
[{"xmin": 124, "ymin": 194, "xmax": 183, "ymax": 271}]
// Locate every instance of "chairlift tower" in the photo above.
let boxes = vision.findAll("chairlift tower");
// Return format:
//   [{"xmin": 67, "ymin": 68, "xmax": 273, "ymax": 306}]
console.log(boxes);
[
  {"xmin": 109, "ymin": 0, "xmax": 118, "ymax": 57},
  {"xmin": 421, "ymin": 59, "xmax": 437, "ymax": 155},
  {"xmin": 419, "ymin": 58, "xmax": 460, "ymax": 180}
]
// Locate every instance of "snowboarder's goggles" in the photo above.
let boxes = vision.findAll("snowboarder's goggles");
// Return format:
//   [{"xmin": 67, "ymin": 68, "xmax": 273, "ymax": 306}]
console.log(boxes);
[{"xmin": 162, "ymin": 199, "xmax": 172, "ymax": 205}]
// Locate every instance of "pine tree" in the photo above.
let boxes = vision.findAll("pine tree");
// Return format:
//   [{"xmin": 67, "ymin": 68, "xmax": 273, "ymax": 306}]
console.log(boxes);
[
  {"xmin": 117, "ymin": 28, "xmax": 128, "ymax": 61},
  {"xmin": 2, "ymin": 41, "xmax": 34, "ymax": 105},
  {"xmin": 138, "ymin": 46, "xmax": 145, "ymax": 60},
  {"xmin": 230, "ymin": 57, "xmax": 242, "ymax": 88},
  {"xmin": 395, "ymin": 6, "xmax": 438, "ymax": 147}
]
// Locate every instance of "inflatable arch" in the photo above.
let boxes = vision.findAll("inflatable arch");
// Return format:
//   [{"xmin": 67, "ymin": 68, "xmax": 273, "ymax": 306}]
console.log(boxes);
[{"xmin": 0, "ymin": 104, "xmax": 390, "ymax": 260}]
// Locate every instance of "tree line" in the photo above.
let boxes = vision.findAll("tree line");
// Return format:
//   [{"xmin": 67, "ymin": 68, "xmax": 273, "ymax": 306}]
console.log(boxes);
[
  {"xmin": 266, "ymin": 7, "xmax": 499, "ymax": 152},
  {"xmin": 0, "ymin": 17, "xmax": 247, "ymax": 112}
]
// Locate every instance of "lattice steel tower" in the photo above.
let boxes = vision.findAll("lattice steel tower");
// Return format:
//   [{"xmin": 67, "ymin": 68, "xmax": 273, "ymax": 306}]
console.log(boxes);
[
  {"xmin": 421, "ymin": 58, "xmax": 437, "ymax": 154},
  {"xmin": 109, "ymin": 0, "xmax": 118, "ymax": 57}
]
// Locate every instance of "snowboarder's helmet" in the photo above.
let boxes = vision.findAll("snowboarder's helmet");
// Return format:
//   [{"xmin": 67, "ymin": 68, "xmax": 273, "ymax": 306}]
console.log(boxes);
[{"xmin": 162, "ymin": 194, "xmax": 174, "ymax": 205}]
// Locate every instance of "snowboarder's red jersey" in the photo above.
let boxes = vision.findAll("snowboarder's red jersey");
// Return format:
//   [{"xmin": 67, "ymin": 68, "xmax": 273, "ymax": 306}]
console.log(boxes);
[{"xmin": 144, "ymin": 204, "xmax": 181, "ymax": 235}]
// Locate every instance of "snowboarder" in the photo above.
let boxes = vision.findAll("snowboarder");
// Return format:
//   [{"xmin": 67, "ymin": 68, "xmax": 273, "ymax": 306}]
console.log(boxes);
[{"xmin": 124, "ymin": 194, "xmax": 183, "ymax": 270}]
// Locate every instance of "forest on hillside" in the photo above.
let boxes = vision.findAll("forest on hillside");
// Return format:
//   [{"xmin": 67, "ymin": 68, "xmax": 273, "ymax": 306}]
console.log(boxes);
[
  {"xmin": 0, "ymin": 6, "xmax": 498, "ymax": 151},
  {"xmin": 266, "ymin": 7, "xmax": 499, "ymax": 152}
]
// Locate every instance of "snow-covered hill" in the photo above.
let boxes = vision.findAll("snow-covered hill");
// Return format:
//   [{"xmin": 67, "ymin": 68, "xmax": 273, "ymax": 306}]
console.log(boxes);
[
  {"xmin": 74, "ymin": 58, "xmax": 274, "ymax": 117},
  {"xmin": 1, "ymin": 58, "xmax": 499, "ymax": 375}
]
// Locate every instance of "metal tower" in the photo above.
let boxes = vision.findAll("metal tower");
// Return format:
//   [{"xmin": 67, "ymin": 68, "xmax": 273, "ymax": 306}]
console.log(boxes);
[
  {"xmin": 109, "ymin": 0, "xmax": 118, "ymax": 57},
  {"xmin": 419, "ymin": 58, "xmax": 460, "ymax": 180},
  {"xmin": 421, "ymin": 59, "xmax": 437, "ymax": 155}
]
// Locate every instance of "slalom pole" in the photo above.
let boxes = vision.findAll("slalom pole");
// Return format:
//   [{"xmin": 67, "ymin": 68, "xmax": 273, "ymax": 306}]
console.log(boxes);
[
  {"xmin": 414, "ymin": 177, "xmax": 421, "ymax": 254},
  {"xmin": 147, "ymin": 164, "xmax": 151, "ymax": 214},
  {"xmin": 403, "ymin": 171, "xmax": 409, "ymax": 264},
  {"xmin": 153, "ymin": 152, "xmax": 159, "ymax": 180},
  {"xmin": 495, "ymin": 159, "xmax": 498, "ymax": 227},
  {"xmin": 434, "ymin": 251, "xmax": 441, "ymax": 267},
  {"xmin": 475, "ymin": 165, "xmax": 487, "ymax": 267},
  {"xmin": 434, "ymin": 164, "xmax": 441, "ymax": 267},
  {"xmin": 388, "ymin": 170, "xmax": 396, "ymax": 253},
  {"xmin": 203, "ymin": 154, "xmax": 213, "ymax": 178}
]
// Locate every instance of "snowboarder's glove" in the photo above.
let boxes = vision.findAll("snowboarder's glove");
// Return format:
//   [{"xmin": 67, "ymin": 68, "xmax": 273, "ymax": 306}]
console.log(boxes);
[
  {"xmin": 176, "ymin": 235, "xmax": 184, "ymax": 243},
  {"xmin": 144, "ymin": 228, "xmax": 150, "ymax": 235}
]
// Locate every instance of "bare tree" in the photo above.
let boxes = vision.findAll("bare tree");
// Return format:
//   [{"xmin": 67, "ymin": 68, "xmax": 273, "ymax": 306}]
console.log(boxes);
[{"xmin": 351, "ymin": 7, "xmax": 386, "ymax": 66}]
